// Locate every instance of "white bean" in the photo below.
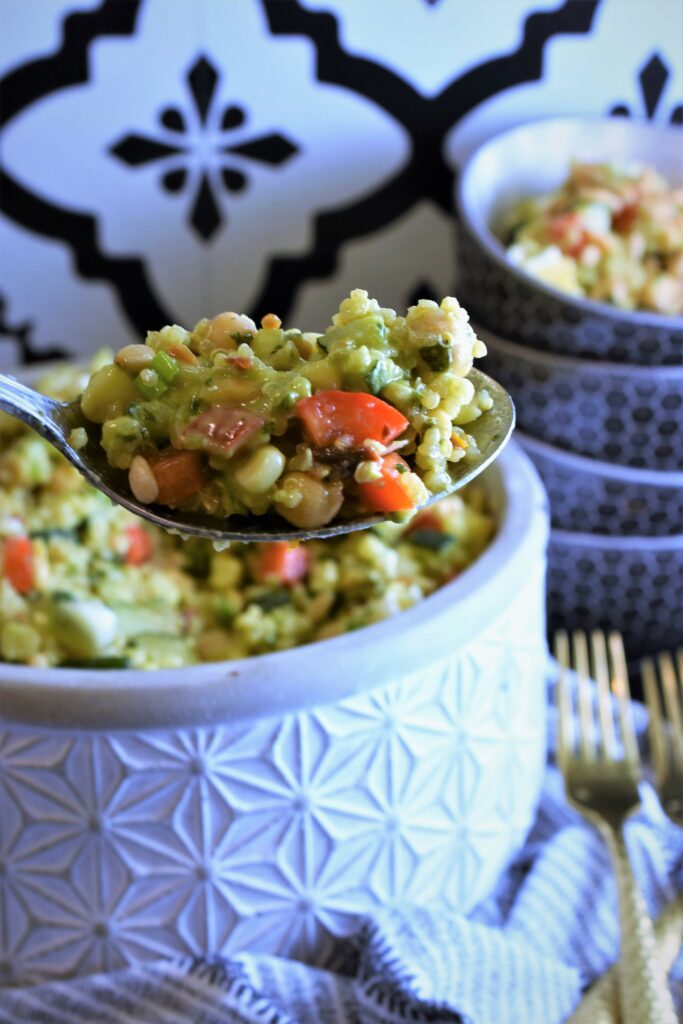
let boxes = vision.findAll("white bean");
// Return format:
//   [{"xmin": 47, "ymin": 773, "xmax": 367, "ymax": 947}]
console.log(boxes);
[
  {"xmin": 115, "ymin": 344, "xmax": 154, "ymax": 374},
  {"xmin": 205, "ymin": 311, "xmax": 257, "ymax": 347},
  {"xmin": 234, "ymin": 445, "xmax": 285, "ymax": 494},
  {"xmin": 129, "ymin": 455, "xmax": 159, "ymax": 504}
]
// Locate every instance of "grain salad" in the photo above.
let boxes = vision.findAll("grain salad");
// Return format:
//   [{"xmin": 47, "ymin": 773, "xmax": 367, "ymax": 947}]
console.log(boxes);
[
  {"xmin": 79, "ymin": 290, "xmax": 491, "ymax": 529},
  {"xmin": 506, "ymin": 162, "xmax": 683, "ymax": 314},
  {"xmin": 0, "ymin": 364, "xmax": 494, "ymax": 670}
]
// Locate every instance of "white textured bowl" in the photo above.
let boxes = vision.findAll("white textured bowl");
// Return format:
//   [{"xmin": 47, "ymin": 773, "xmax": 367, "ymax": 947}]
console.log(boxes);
[
  {"xmin": 518, "ymin": 432, "xmax": 683, "ymax": 537},
  {"xmin": 456, "ymin": 116, "xmax": 683, "ymax": 365},
  {"xmin": 0, "ymin": 442, "xmax": 549, "ymax": 985}
]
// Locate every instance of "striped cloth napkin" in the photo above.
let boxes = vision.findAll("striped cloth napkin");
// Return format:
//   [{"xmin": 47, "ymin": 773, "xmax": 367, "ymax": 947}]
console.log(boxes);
[{"xmin": 2, "ymin": 672, "xmax": 682, "ymax": 1024}]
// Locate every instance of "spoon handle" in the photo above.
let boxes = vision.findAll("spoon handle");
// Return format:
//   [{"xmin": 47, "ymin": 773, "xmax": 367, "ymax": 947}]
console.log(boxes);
[{"xmin": 0, "ymin": 373, "xmax": 63, "ymax": 440}]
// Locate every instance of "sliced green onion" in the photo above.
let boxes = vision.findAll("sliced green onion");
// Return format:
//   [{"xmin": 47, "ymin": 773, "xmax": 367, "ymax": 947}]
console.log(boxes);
[
  {"xmin": 134, "ymin": 368, "xmax": 168, "ymax": 400},
  {"xmin": 151, "ymin": 350, "xmax": 180, "ymax": 383}
]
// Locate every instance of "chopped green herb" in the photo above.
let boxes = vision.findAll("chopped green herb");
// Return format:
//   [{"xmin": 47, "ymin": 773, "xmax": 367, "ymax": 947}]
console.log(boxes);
[
  {"xmin": 408, "ymin": 529, "xmax": 455, "ymax": 551},
  {"xmin": 395, "ymin": 464, "xmax": 408, "ymax": 474},
  {"xmin": 421, "ymin": 340, "xmax": 452, "ymax": 372},
  {"xmin": 29, "ymin": 527, "xmax": 77, "ymax": 541},
  {"xmin": 183, "ymin": 541, "xmax": 211, "ymax": 579},
  {"xmin": 364, "ymin": 361, "xmax": 392, "ymax": 395},
  {"xmin": 230, "ymin": 332, "xmax": 254, "ymax": 345},
  {"xmin": 252, "ymin": 590, "xmax": 291, "ymax": 611},
  {"xmin": 59, "ymin": 655, "xmax": 131, "ymax": 669},
  {"xmin": 215, "ymin": 598, "xmax": 237, "ymax": 626}
]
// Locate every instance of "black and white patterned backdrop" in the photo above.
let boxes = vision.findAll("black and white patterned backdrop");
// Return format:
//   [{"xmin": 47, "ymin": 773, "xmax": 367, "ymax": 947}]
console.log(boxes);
[{"xmin": 1, "ymin": 0, "xmax": 681, "ymax": 367}]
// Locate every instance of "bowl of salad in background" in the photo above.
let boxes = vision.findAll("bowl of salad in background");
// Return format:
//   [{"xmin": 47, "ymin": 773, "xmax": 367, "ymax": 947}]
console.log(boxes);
[
  {"xmin": 456, "ymin": 116, "xmax": 683, "ymax": 365},
  {"xmin": 0, "ymin": 362, "xmax": 549, "ymax": 986}
]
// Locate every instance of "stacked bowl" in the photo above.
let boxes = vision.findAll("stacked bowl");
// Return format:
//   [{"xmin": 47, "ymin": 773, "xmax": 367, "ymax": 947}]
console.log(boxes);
[{"xmin": 456, "ymin": 116, "xmax": 683, "ymax": 660}]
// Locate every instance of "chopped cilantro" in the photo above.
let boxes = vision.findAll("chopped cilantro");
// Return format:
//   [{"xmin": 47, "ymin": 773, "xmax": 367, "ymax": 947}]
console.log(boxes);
[
  {"xmin": 364, "ymin": 361, "xmax": 392, "ymax": 395},
  {"xmin": 421, "ymin": 340, "xmax": 452, "ymax": 372},
  {"xmin": 408, "ymin": 529, "xmax": 455, "ymax": 551},
  {"xmin": 252, "ymin": 590, "xmax": 291, "ymax": 611}
]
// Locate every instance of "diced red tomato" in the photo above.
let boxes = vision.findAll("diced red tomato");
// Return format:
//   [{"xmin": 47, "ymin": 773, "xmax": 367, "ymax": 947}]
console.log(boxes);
[
  {"xmin": 546, "ymin": 212, "xmax": 588, "ymax": 258},
  {"xmin": 254, "ymin": 542, "xmax": 310, "ymax": 585},
  {"xmin": 180, "ymin": 406, "xmax": 265, "ymax": 457},
  {"xmin": 3, "ymin": 536, "xmax": 34, "ymax": 594},
  {"xmin": 358, "ymin": 453, "xmax": 414, "ymax": 513},
  {"xmin": 149, "ymin": 450, "xmax": 206, "ymax": 506},
  {"xmin": 125, "ymin": 523, "xmax": 153, "ymax": 566},
  {"xmin": 296, "ymin": 391, "xmax": 408, "ymax": 449}
]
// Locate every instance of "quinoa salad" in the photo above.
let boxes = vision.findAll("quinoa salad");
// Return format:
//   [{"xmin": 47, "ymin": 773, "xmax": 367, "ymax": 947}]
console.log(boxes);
[
  {"xmin": 505, "ymin": 162, "xmax": 683, "ymax": 314},
  {"xmin": 0, "ymin": 363, "xmax": 494, "ymax": 670},
  {"xmin": 78, "ymin": 290, "xmax": 491, "ymax": 530}
]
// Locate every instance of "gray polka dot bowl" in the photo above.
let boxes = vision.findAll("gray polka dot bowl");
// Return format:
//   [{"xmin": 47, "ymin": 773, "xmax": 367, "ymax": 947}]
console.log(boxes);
[
  {"xmin": 478, "ymin": 325, "xmax": 683, "ymax": 471},
  {"xmin": 547, "ymin": 528, "xmax": 683, "ymax": 661},
  {"xmin": 518, "ymin": 432, "xmax": 683, "ymax": 537},
  {"xmin": 456, "ymin": 117, "xmax": 683, "ymax": 366},
  {"xmin": 0, "ymin": 442, "xmax": 549, "ymax": 986}
]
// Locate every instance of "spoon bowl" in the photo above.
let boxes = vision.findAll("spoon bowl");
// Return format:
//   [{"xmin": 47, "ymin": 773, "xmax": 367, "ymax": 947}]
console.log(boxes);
[{"xmin": 0, "ymin": 369, "xmax": 514, "ymax": 541}]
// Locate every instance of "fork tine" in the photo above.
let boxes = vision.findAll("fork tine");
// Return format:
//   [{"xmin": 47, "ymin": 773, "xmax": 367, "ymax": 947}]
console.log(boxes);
[
  {"xmin": 591, "ymin": 629, "xmax": 617, "ymax": 761},
  {"xmin": 608, "ymin": 632, "xmax": 639, "ymax": 766},
  {"xmin": 642, "ymin": 657, "xmax": 668, "ymax": 782},
  {"xmin": 658, "ymin": 651, "xmax": 683, "ymax": 774},
  {"xmin": 573, "ymin": 630, "xmax": 596, "ymax": 761},
  {"xmin": 554, "ymin": 630, "xmax": 573, "ymax": 770}
]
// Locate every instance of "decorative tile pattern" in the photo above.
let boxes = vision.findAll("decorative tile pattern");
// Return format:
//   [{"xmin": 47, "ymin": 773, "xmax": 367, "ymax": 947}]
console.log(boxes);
[
  {"xmin": 6, "ymin": 1, "xmax": 679, "ymax": 353},
  {"xmin": 109, "ymin": 54, "xmax": 299, "ymax": 242},
  {"xmin": 0, "ymin": 569, "xmax": 547, "ymax": 986}
]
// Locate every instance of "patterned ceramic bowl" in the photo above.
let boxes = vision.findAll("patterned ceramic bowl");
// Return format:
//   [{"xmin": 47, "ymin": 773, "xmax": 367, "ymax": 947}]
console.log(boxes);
[
  {"xmin": 456, "ymin": 117, "xmax": 683, "ymax": 365},
  {"xmin": 0, "ymin": 442, "xmax": 549, "ymax": 987},
  {"xmin": 518, "ymin": 432, "xmax": 683, "ymax": 537},
  {"xmin": 478, "ymin": 325, "xmax": 683, "ymax": 471},
  {"xmin": 547, "ymin": 527, "xmax": 683, "ymax": 661}
]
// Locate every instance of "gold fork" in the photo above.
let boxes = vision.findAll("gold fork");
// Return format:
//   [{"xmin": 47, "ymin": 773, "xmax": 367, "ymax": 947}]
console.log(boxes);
[
  {"xmin": 642, "ymin": 650, "xmax": 683, "ymax": 826},
  {"xmin": 555, "ymin": 629, "xmax": 677, "ymax": 1024}
]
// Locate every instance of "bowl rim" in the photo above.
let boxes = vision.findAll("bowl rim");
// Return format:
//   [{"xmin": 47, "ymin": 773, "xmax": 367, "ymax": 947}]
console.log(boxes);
[
  {"xmin": 0, "ymin": 441, "xmax": 549, "ymax": 731},
  {"xmin": 456, "ymin": 114, "xmax": 683, "ymax": 332},
  {"xmin": 476, "ymin": 322, "xmax": 683, "ymax": 379},
  {"xmin": 516, "ymin": 430, "xmax": 683, "ymax": 487},
  {"xmin": 551, "ymin": 526, "xmax": 683, "ymax": 550}
]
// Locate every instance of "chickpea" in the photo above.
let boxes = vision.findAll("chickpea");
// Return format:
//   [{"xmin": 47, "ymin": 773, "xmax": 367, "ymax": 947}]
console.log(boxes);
[
  {"xmin": 204, "ymin": 311, "xmax": 257, "ymax": 349},
  {"xmin": 261, "ymin": 313, "xmax": 282, "ymax": 330},
  {"xmin": 274, "ymin": 472, "xmax": 343, "ymax": 529},
  {"xmin": 233, "ymin": 445, "xmax": 286, "ymax": 494}
]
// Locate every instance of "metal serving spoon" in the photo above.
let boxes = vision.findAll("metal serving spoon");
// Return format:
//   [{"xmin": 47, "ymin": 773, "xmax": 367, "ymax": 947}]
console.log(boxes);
[{"xmin": 0, "ymin": 369, "xmax": 514, "ymax": 542}]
